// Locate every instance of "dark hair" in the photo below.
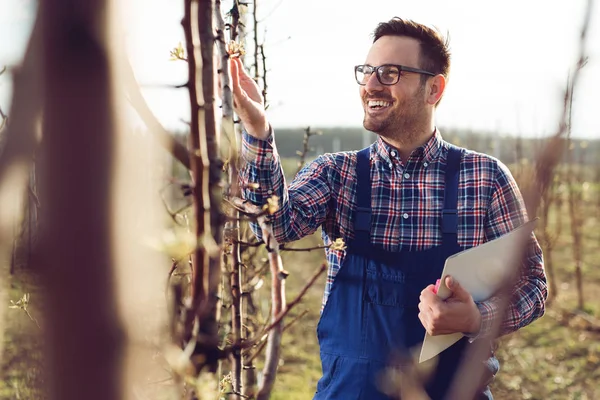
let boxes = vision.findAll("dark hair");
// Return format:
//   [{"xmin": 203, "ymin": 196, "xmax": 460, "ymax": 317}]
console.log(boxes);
[{"xmin": 373, "ymin": 18, "xmax": 451, "ymax": 83}]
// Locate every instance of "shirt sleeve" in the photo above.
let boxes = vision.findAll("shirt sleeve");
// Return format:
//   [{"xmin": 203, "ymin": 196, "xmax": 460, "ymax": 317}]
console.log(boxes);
[
  {"xmin": 471, "ymin": 160, "xmax": 547, "ymax": 340},
  {"xmin": 238, "ymin": 127, "xmax": 332, "ymax": 243}
]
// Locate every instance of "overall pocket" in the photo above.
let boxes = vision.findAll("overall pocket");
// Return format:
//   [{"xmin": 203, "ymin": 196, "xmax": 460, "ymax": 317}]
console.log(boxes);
[
  {"xmin": 315, "ymin": 353, "xmax": 341, "ymax": 394},
  {"xmin": 364, "ymin": 260, "xmax": 422, "ymax": 307}
]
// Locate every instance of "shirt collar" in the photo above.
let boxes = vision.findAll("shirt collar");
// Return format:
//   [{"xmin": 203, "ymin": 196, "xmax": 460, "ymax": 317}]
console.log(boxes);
[{"xmin": 373, "ymin": 128, "xmax": 444, "ymax": 166}]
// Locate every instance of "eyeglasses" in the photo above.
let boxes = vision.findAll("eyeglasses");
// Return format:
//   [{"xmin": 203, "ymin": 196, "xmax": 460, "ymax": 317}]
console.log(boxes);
[{"xmin": 354, "ymin": 64, "xmax": 435, "ymax": 86}]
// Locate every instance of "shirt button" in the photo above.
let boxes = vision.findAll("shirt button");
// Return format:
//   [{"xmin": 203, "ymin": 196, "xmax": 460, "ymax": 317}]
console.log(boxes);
[
  {"xmin": 265, "ymin": 152, "xmax": 273, "ymax": 159},
  {"xmin": 404, "ymin": 173, "xmax": 410, "ymax": 179},
  {"xmin": 267, "ymin": 189, "xmax": 273, "ymax": 195},
  {"xmin": 390, "ymin": 150, "xmax": 397, "ymax": 158},
  {"xmin": 403, "ymin": 213, "xmax": 409, "ymax": 219},
  {"xmin": 388, "ymin": 163, "xmax": 393, "ymax": 169},
  {"xmin": 423, "ymin": 162, "xmax": 429, "ymax": 167}
]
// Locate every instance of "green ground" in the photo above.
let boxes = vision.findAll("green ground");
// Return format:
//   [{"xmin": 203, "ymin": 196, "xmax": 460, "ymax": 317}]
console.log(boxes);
[{"xmin": 2, "ymin": 222, "xmax": 599, "ymax": 399}]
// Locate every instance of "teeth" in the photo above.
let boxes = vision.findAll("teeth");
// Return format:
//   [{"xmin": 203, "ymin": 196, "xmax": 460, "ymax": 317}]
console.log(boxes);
[{"xmin": 368, "ymin": 100, "xmax": 391, "ymax": 108}]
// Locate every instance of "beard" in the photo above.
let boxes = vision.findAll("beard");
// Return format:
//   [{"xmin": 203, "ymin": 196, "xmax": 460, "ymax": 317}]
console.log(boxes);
[{"xmin": 362, "ymin": 85, "xmax": 427, "ymax": 146}]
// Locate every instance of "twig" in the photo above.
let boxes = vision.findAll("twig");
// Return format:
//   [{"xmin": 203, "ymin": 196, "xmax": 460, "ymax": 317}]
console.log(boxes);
[
  {"xmin": 294, "ymin": 126, "xmax": 321, "ymax": 176},
  {"xmin": 235, "ymin": 239, "xmax": 330, "ymax": 252},
  {"xmin": 225, "ymin": 197, "xmax": 270, "ymax": 220},
  {"xmin": 257, "ymin": 0, "xmax": 284, "ymax": 23},
  {"xmin": 280, "ymin": 244, "xmax": 330, "ymax": 252},
  {"xmin": 260, "ymin": 43, "xmax": 268, "ymax": 107},
  {"xmin": 252, "ymin": 0, "xmax": 259, "ymax": 83},
  {"xmin": 261, "ymin": 263, "xmax": 326, "ymax": 334},
  {"xmin": 224, "ymin": 260, "xmax": 325, "ymax": 354},
  {"xmin": 245, "ymin": 337, "xmax": 268, "ymax": 364},
  {"xmin": 222, "ymin": 392, "xmax": 251, "ymax": 399},
  {"xmin": 235, "ymin": 239, "xmax": 264, "ymax": 247},
  {"xmin": 243, "ymin": 309, "xmax": 310, "ymax": 368},
  {"xmin": 566, "ymin": 71, "xmax": 587, "ymax": 311},
  {"xmin": 9, "ymin": 294, "xmax": 41, "ymax": 329},
  {"xmin": 283, "ymin": 309, "xmax": 309, "ymax": 333}
]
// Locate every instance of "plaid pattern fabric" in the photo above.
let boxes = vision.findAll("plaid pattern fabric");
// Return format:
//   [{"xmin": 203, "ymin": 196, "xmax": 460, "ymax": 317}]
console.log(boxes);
[{"xmin": 240, "ymin": 129, "xmax": 547, "ymax": 339}]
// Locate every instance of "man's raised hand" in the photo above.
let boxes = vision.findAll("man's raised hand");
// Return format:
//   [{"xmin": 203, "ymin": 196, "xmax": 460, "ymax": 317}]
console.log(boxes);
[{"xmin": 229, "ymin": 57, "xmax": 270, "ymax": 139}]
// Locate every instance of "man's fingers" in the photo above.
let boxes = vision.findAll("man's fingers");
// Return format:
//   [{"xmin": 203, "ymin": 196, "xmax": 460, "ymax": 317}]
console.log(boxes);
[
  {"xmin": 230, "ymin": 58, "xmax": 242, "ymax": 97},
  {"xmin": 420, "ymin": 287, "xmax": 438, "ymax": 303},
  {"xmin": 418, "ymin": 312, "xmax": 428, "ymax": 329},
  {"xmin": 423, "ymin": 284, "xmax": 437, "ymax": 294},
  {"xmin": 235, "ymin": 56, "xmax": 253, "ymax": 79},
  {"xmin": 445, "ymin": 275, "xmax": 471, "ymax": 302}
]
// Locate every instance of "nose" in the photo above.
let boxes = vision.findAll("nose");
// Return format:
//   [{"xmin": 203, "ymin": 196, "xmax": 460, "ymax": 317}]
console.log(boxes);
[{"xmin": 364, "ymin": 71, "xmax": 383, "ymax": 93}]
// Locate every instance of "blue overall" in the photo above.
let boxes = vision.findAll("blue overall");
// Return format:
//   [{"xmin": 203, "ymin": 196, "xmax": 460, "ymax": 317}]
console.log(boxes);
[{"xmin": 314, "ymin": 146, "xmax": 498, "ymax": 400}]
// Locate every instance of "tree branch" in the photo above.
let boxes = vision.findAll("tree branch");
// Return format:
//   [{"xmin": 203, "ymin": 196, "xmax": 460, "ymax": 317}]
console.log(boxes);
[
  {"xmin": 216, "ymin": 0, "xmax": 244, "ymax": 394},
  {"xmin": 261, "ymin": 262, "xmax": 326, "ymax": 334},
  {"xmin": 198, "ymin": 0, "xmax": 222, "ymax": 377},
  {"xmin": 122, "ymin": 57, "xmax": 191, "ymax": 170},
  {"xmin": 294, "ymin": 126, "xmax": 321, "ymax": 176}
]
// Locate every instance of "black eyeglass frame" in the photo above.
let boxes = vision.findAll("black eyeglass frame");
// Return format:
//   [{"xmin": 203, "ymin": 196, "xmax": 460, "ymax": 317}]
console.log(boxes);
[{"xmin": 354, "ymin": 64, "xmax": 436, "ymax": 86}]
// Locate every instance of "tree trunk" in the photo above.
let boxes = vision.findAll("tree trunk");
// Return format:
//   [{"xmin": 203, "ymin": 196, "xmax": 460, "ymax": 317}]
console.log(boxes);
[
  {"xmin": 38, "ymin": 0, "xmax": 124, "ymax": 399},
  {"xmin": 198, "ymin": 0, "xmax": 223, "ymax": 375}
]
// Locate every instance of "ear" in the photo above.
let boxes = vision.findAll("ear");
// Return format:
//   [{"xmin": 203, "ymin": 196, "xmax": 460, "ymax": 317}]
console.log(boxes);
[{"xmin": 426, "ymin": 74, "xmax": 446, "ymax": 106}]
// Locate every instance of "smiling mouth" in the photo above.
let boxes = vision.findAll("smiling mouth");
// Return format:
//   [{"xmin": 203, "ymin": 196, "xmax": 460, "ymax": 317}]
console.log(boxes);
[{"xmin": 367, "ymin": 100, "xmax": 392, "ymax": 110}]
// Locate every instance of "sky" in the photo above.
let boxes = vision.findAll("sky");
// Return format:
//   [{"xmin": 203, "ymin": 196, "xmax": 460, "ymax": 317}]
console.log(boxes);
[{"xmin": 1, "ymin": 0, "xmax": 599, "ymax": 138}]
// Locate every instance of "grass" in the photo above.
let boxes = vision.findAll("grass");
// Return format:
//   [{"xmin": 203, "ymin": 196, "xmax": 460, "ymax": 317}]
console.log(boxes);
[{"xmin": 0, "ymin": 271, "xmax": 44, "ymax": 400}]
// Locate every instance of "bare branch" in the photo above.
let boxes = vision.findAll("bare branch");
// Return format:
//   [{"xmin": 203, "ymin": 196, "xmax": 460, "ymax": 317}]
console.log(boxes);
[
  {"xmin": 261, "ymin": 263, "xmax": 326, "ymax": 334},
  {"xmin": 229, "ymin": 196, "xmax": 285, "ymax": 398},
  {"xmin": 255, "ymin": 224, "xmax": 285, "ymax": 399},
  {"xmin": 294, "ymin": 126, "xmax": 321, "ymax": 175},
  {"xmin": 447, "ymin": 1, "xmax": 594, "ymax": 398},
  {"xmin": 283, "ymin": 309, "xmax": 309, "ymax": 333},
  {"xmin": 122, "ymin": 57, "xmax": 191, "ymax": 170},
  {"xmin": 216, "ymin": 0, "xmax": 246, "ymax": 394},
  {"xmin": 257, "ymin": 0, "xmax": 284, "ymax": 23},
  {"xmin": 236, "ymin": 239, "xmax": 331, "ymax": 252},
  {"xmin": 260, "ymin": 43, "xmax": 268, "ymax": 106},
  {"xmin": 252, "ymin": 0, "xmax": 259, "ymax": 83},
  {"xmin": 180, "ymin": 2, "xmax": 213, "ymax": 393},
  {"xmin": 185, "ymin": 0, "xmax": 225, "ymax": 382}
]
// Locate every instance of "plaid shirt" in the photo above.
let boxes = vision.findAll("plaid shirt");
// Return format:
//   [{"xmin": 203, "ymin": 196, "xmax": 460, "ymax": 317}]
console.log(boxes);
[{"xmin": 240, "ymin": 128, "xmax": 547, "ymax": 339}]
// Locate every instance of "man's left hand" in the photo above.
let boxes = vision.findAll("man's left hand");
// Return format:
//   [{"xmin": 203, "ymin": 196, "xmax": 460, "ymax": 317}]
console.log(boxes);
[{"xmin": 418, "ymin": 275, "xmax": 482, "ymax": 336}]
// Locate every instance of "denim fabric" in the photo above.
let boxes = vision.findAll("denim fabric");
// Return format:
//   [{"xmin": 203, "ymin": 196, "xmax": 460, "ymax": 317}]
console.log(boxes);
[{"xmin": 314, "ymin": 146, "xmax": 497, "ymax": 400}]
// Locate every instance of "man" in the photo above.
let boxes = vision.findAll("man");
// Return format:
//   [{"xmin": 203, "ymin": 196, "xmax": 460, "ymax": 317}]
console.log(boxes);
[{"xmin": 230, "ymin": 18, "xmax": 547, "ymax": 400}]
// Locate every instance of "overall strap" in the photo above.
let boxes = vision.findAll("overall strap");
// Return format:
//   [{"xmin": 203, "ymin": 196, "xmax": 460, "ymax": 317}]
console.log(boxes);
[
  {"xmin": 441, "ymin": 145, "xmax": 463, "ymax": 246},
  {"xmin": 353, "ymin": 147, "xmax": 372, "ymax": 245}
]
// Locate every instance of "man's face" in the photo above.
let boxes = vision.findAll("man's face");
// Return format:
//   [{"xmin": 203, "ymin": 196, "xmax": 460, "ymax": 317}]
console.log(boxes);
[{"xmin": 360, "ymin": 36, "xmax": 428, "ymax": 140}]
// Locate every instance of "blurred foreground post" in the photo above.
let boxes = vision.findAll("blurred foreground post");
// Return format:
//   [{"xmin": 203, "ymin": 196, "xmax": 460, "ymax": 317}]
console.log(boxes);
[{"xmin": 38, "ymin": 0, "xmax": 124, "ymax": 398}]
